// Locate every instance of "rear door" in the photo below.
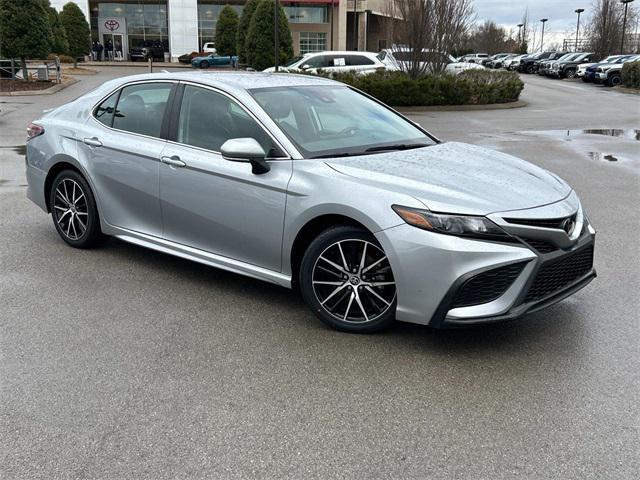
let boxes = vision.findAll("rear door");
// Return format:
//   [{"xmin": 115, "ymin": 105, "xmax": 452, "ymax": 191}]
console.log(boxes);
[{"xmin": 77, "ymin": 81, "xmax": 175, "ymax": 236}]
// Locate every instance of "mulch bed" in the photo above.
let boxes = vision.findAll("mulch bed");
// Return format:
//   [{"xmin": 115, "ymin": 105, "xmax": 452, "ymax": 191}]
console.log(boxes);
[{"xmin": 0, "ymin": 79, "xmax": 55, "ymax": 93}]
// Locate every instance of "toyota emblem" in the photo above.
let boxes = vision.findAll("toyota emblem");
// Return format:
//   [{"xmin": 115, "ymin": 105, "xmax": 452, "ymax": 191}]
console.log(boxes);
[
  {"xmin": 104, "ymin": 20, "xmax": 120, "ymax": 31},
  {"xmin": 561, "ymin": 217, "xmax": 575, "ymax": 235}
]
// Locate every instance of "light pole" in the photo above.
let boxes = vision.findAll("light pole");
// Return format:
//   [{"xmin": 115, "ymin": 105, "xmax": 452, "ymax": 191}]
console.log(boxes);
[
  {"xmin": 539, "ymin": 18, "xmax": 548, "ymax": 52},
  {"xmin": 574, "ymin": 9, "xmax": 584, "ymax": 52},
  {"xmin": 621, "ymin": 0, "xmax": 635, "ymax": 53},
  {"xmin": 274, "ymin": 0, "xmax": 280, "ymax": 72},
  {"xmin": 517, "ymin": 23, "xmax": 524, "ymax": 48}
]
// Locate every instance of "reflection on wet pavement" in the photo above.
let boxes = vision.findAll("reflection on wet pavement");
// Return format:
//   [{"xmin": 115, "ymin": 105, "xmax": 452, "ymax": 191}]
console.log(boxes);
[
  {"xmin": 588, "ymin": 152, "xmax": 619, "ymax": 162},
  {"xmin": 529, "ymin": 129, "xmax": 640, "ymax": 141}
]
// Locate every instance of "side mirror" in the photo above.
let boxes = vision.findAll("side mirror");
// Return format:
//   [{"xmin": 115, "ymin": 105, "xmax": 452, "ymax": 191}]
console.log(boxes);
[
  {"xmin": 300, "ymin": 64, "xmax": 311, "ymax": 71},
  {"xmin": 221, "ymin": 138, "xmax": 270, "ymax": 174}
]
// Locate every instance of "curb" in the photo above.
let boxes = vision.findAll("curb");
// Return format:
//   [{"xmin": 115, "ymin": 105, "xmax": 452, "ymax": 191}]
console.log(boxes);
[
  {"xmin": 397, "ymin": 100, "xmax": 526, "ymax": 112},
  {"xmin": 84, "ymin": 61, "xmax": 192, "ymax": 69},
  {"xmin": 3, "ymin": 77, "xmax": 78, "ymax": 96}
]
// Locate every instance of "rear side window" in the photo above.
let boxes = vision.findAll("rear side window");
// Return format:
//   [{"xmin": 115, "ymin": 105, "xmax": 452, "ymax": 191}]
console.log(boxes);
[
  {"xmin": 94, "ymin": 91, "xmax": 119, "ymax": 127},
  {"xmin": 112, "ymin": 83, "xmax": 173, "ymax": 138},
  {"xmin": 346, "ymin": 55, "xmax": 375, "ymax": 66}
]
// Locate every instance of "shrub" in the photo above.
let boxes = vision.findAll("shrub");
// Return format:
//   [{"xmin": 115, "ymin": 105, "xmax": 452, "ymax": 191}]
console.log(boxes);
[
  {"xmin": 215, "ymin": 5, "xmax": 239, "ymax": 57},
  {"xmin": 309, "ymin": 69, "xmax": 524, "ymax": 106},
  {"xmin": 245, "ymin": 0, "xmax": 293, "ymax": 71},
  {"xmin": 621, "ymin": 61, "xmax": 640, "ymax": 89},
  {"xmin": 60, "ymin": 2, "xmax": 90, "ymax": 67},
  {"xmin": 236, "ymin": 0, "xmax": 260, "ymax": 64}
]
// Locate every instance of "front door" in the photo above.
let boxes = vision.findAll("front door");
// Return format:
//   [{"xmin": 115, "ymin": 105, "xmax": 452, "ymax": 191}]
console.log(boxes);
[{"xmin": 159, "ymin": 84, "xmax": 292, "ymax": 272}]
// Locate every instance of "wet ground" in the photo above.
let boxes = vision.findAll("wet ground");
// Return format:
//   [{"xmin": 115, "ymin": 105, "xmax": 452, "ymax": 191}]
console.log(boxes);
[{"xmin": 1, "ymin": 69, "xmax": 639, "ymax": 479}]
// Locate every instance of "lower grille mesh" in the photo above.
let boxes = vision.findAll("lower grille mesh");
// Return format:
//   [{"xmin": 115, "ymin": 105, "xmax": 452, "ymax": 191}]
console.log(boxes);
[
  {"xmin": 524, "ymin": 245, "xmax": 594, "ymax": 302},
  {"xmin": 452, "ymin": 262, "xmax": 527, "ymax": 308}
]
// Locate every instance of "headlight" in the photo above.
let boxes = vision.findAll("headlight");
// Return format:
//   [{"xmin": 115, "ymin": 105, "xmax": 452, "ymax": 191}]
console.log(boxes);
[{"xmin": 392, "ymin": 205, "xmax": 510, "ymax": 240}]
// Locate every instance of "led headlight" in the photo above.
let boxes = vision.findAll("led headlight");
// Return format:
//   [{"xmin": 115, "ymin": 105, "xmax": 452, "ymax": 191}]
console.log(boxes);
[{"xmin": 392, "ymin": 205, "xmax": 510, "ymax": 240}]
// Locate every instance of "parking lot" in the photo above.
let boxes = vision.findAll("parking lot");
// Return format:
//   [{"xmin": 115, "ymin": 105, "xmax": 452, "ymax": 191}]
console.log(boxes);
[{"xmin": 1, "ymin": 68, "xmax": 638, "ymax": 479}]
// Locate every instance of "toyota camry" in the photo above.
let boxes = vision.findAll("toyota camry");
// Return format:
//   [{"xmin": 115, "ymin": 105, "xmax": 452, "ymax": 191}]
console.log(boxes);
[{"xmin": 25, "ymin": 72, "xmax": 596, "ymax": 332}]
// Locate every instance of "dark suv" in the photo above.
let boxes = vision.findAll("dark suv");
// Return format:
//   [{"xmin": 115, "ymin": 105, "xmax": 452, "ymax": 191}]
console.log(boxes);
[
  {"xmin": 550, "ymin": 52, "xmax": 594, "ymax": 79},
  {"xmin": 535, "ymin": 52, "xmax": 568, "ymax": 75},
  {"xmin": 519, "ymin": 52, "xmax": 555, "ymax": 74},
  {"xmin": 130, "ymin": 40, "xmax": 167, "ymax": 61}
]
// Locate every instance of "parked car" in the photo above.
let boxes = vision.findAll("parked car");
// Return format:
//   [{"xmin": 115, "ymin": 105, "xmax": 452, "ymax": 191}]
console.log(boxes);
[
  {"xmin": 485, "ymin": 53, "xmax": 515, "ymax": 69},
  {"xmin": 263, "ymin": 51, "xmax": 387, "ymax": 75},
  {"xmin": 581, "ymin": 55, "xmax": 630, "ymax": 82},
  {"xmin": 25, "ymin": 72, "xmax": 596, "ymax": 333},
  {"xmin": 535, "ymin": 52, "xmax": 568, "ymax": 75},
  {"xmin": 178, "ymin": 51, "xmax": 202, "ymax": 64},
  {"xmin": 549, "ymin": 52, "xmax": 594, "ymax": 78},
  {"xmin": 594, "ymin": 55, "xmax": 640, "ymax": 86},
  {"xmin": 379, "ymin": 48, "xmax": 484, "ymax": 75},
  {"xmin": 460, "ymin": 53, "xmax": 490, "ymax": 64},
  {"xmin": 202, "ymin": 42, "xmax": 217, "ymax": 55},
  {"xmin": 506, "ymin": 54, "xmax": 529, "ymax": 70},
  {"xmin": 482, "ymin": 53, "xmax": 511, "ymax": 68},
  {"xmin": 130, "ymin": 41, "xmax": 166, "ymax": 61},
  {"xmin": 191, "ymin": 53, "xmax": 238, "ymax": 69},
  {"xmin": 503, "ymin": 54, "xmax": 526, "ymax": 70},
  {"xmin": 519, "ymin": 52, "xmax": 556, "ymax": 74}
]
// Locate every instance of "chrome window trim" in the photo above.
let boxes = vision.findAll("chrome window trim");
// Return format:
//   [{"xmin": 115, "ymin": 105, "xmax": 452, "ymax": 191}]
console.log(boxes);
[
  {"xmin": 166, "ymin": 80, "xmax": 296, "ymax": 160},
  {"xmin": 89, "ymin": 79, "xmax": 178, "ymax": 143}
]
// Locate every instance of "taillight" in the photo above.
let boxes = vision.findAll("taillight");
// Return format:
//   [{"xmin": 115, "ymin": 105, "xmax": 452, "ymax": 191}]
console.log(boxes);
[{"xmin": 26, "ymin": 123, "xmax": 44, "ymax": 141}]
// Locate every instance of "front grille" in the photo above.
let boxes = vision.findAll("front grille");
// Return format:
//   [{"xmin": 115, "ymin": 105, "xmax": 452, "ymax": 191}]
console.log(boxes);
[
  {"xmin": 524, "ymin": 245, "xmax": 594, "ymax": 303},
  {"xmin": 452, "ymin": 262, "xmax": 527, "ymax": 308},
  {"xmin": 520, "ymin": 237, "xmax": 558, "ymax": 254},
  {"xmin": 505, "ymin": 214, "xmax": 577, "ymax": 230}
]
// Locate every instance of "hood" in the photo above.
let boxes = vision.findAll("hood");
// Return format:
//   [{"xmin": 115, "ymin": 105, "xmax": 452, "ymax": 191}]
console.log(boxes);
[{"xmin": 324, "ymin": 142, "xmax": 571, "ymax": 216}]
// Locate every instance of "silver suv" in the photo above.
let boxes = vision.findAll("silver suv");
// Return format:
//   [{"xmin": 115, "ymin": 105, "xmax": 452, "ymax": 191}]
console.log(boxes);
[{"xmin": 25, "ymin": 72, "xmax": 596, "ymax": 332}]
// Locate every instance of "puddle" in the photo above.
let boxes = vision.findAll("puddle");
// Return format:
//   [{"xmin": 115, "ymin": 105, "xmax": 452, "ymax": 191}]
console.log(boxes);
[
  {"xmin": 588, "ymin": 152, "xmax": 619, "ymax": 162},
  {"xmin": 530, "ymin": 129, "xmax": 640, "ymax": 141},
  {"xmin": 0, "ymin": 145, "xmax": 26, "ymax": 155}
]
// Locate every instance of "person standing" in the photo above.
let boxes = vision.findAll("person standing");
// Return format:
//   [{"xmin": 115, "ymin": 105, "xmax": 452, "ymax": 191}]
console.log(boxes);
[
  {"xmin": 105, "ymin": 40, "xmax": 114, "ymax": 61},
  {"xmin": 96, "ymin": 41, "xmax": 104, "ymax": 61}
]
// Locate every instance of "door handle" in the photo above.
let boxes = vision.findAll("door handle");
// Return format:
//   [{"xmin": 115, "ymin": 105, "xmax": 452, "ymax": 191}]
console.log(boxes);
[
  {"xmin": 160, "ymin": 155, "xmax": 186, "ymax": 168},
  {"xmin": 83, "ymin": 137, "xmax": 103, "ymax": 147}
]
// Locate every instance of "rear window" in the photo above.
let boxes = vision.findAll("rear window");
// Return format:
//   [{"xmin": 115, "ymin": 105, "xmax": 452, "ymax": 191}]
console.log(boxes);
[
  {"xmin": 112, "ymin": 83, "xmax": 173, "ymax": 138},
  {"xmin": 94, "ymin": 91, "xmax": 119, "ymax": 127}
]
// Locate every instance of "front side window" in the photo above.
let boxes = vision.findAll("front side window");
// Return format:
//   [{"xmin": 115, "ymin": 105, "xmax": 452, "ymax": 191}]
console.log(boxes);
[
  {"xmin": 176, "ymin": 85, "xmax": 279, "ymax": 155},
  {"xmin": 251, "ymin": 85, "xmax": 435, "ymax": 158},
  {"xmin": 94, "ymin": 90, "xmax": 119, "ymax": 127},
  {"xmin": 112, "ymin": 83, "xmax": 173, "ymax": 138},
  {"xmin": 345, "ymin": 55, "xmax": 375, "ymax": 66}
]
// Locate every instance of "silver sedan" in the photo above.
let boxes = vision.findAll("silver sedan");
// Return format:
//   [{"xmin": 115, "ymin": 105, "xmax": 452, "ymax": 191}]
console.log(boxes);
[{"xmin": 25, "ymin": 72, "xmax": 596, "ymax": 332}]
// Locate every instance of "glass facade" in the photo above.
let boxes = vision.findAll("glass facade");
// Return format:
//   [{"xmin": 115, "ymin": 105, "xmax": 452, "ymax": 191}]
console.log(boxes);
[
  {"xmin": 89, "ymin": 1, "xmax": 168, "ymax": 52},
  {"xmin": 299, "ymin": 32, "xmax": 327, "ymax": 54},
  {"xmin": 284, "ymin": 5, "xmax": 329, "ymax": 24}
]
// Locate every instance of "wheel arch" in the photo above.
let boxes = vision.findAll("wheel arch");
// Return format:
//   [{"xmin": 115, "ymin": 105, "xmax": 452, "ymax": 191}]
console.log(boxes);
[
  {"xmin": 44, "ymin": 156, "xmax": 93, "ymax": 213},
  {"xmin": 289, "ymin": 214, "xmax": 372, "ymax": 290}
]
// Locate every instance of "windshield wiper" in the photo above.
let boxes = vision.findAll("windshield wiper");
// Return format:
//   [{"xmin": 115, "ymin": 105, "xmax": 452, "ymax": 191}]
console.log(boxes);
[
  {"xmin": 364, "ymin": 143, "xmax": 429, "ymax": 153},
  {"xmin": 310, "ymin": 152, "xmax": 362, "ymax": 159}
]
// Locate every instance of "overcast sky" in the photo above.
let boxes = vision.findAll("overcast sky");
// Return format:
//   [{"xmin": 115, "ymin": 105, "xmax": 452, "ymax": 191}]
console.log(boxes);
[{"xmin": 473, "ymin": 0, "xmax": 619, "ymax": 49}]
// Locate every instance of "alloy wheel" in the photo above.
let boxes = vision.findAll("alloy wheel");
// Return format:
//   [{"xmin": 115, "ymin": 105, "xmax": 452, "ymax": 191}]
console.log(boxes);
[
  {"xmin": 312, "ymin": 239, "xmax": 396, "ymax": 324},
  {"xmin": 53, "ymin": 178, "xmax": 88, "ymax": 240}
]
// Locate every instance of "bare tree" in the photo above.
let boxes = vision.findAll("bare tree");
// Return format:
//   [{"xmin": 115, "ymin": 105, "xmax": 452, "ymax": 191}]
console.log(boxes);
[
  {"xmin": 585, "ymin": 0, "xmax": 637, "ymax": 57},
  {"xmin": 389, "ymin": 0, "xmax": 475, "ymax": 78},
  {"xmin": 464, "ymin": 20, "xmax": 513, "ymax": 54}
]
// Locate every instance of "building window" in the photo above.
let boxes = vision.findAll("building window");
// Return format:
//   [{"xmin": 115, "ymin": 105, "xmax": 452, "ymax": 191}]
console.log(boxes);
[
  {"xmin": 299, "ymin": 32, "xmax": 327, "ymax": 54},
  {"xmin": 284, "ymin": 5, "xmax": 328, "ymax": 24}
]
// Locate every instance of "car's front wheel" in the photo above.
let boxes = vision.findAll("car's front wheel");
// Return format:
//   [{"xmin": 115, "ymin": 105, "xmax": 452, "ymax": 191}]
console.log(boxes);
[
  {"xmin": 49, "ymin": 170, "xmax": 104, "ymax": 248},
  {"xmin": 300, "ymin": 226, "xmax": 397, "ymax": 333},
  {"xmin": 200, "ymin": 60, "xmax": 210, "ymax": 69},
  {"xmin": 607, "ymin": 73, "xmax": 622, "ymax": 87}
]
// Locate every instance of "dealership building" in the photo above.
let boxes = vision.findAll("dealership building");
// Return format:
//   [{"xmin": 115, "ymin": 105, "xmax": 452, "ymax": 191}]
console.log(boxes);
[{"xmin": 51, "ymin": 0, "xmax": 393, "ymax": 62}]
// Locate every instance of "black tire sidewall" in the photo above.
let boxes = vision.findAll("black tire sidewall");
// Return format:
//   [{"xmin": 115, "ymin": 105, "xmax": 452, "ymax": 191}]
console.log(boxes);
[
  {"xmin": 201, "ymin": 61, "xmax": 209, "ymax": 69},
  {"xmin": 50, "ymin": 170, "xmax": 102, "ymax": 248},
  {"xmin": 299, "ymin": 226, "xmax": 396, "ymax": 333}
]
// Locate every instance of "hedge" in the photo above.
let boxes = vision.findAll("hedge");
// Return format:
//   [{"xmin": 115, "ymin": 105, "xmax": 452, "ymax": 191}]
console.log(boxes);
[
  {"xmin": 621, "ymin": 61, "xmax": 640, "ymax": 89},
  {"xmin": 310, "ymin": 69, "xmax": 525, "ymax": 107}
]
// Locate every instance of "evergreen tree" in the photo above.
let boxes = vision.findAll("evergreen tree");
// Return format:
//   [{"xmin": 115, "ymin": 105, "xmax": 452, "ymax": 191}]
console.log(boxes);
[
  {"xmin": 245, "ymin": 0, "xmax": 293, "ymax": 71},
  {"xmin": 236, "ymin": 0, "xmax": 260, "ymax": 64},
  {"xmin": 0, "ymin": 0, "xmax": 52, "ymax": 78},
  {"xmin": 59, "ymin": 1, "xmax": 90, "ymax": 67},
  {"xmin": 48, "ymin": 6, "xmax": 69, "ymax": 54},
  {"xmin": 215, "ymin": 6, "xmax": 239, "ymax": 57}
]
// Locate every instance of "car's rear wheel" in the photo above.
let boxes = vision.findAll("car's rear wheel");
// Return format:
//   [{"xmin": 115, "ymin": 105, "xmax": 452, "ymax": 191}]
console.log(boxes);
[
  {"xmin": 300, "ymin": 226, "xmax": 397, "ymax": 333},
  {"xmin": 49, "ymin": 170, "xmax": 104, "ymax": 248},
  {"xmin": 526, "ymin": 65, "xmax": 536, "ymax": 74},
  {"xmin": 565, "ymin": 68, "xmax": 577, "ymax": 79},
  {"xmin": 200, "ymin": 60, "xmax": 210, "ymax": 69}
]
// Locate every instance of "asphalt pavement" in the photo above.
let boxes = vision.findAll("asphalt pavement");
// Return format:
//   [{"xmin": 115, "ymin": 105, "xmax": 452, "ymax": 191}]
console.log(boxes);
[{"xmin": 1, "ymin": 68, "xmax": 639, "ymax": 479}]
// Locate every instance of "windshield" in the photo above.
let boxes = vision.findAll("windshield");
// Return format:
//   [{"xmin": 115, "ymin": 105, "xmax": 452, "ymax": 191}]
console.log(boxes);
[
  {"xmin": 284, "ymin": 56, "xmax": 304, "ymax": 67},
  {"xmin": 250, "ymin": 85, "xmax": 435, "ymax": 158}
]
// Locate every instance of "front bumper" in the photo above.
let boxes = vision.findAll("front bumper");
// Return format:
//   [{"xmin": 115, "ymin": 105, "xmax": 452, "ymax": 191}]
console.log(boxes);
[{"xmin": 375, "ymin": 194, "xmax": 596, "ymax": 327}]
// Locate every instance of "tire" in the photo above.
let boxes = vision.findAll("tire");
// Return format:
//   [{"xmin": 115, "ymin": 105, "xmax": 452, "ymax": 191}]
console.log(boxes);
[
  {"xmin": 49, "ymin": 170, "xmax": 104, "ymax": 248},
  {"xmin": 582, "ymin": 76, "xmax": 589, "ymax": 82},
  {"xmin": 299, "ymin": 226, "xmax": 397, "ymax": 333},
  {"xmin": 607, "ymin": 73, "xmax": 621, "ymax": 87},
  {"xmin": 200, "ymin": 60, "xmax": 210, "ymax": 69},
  {"xmin": 565, "ymin": 68, "xmax": 576, "ymax": 79},
  {"xmin": 526, "ymin": 65, "xmax": 536, "ymax": 74}
]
